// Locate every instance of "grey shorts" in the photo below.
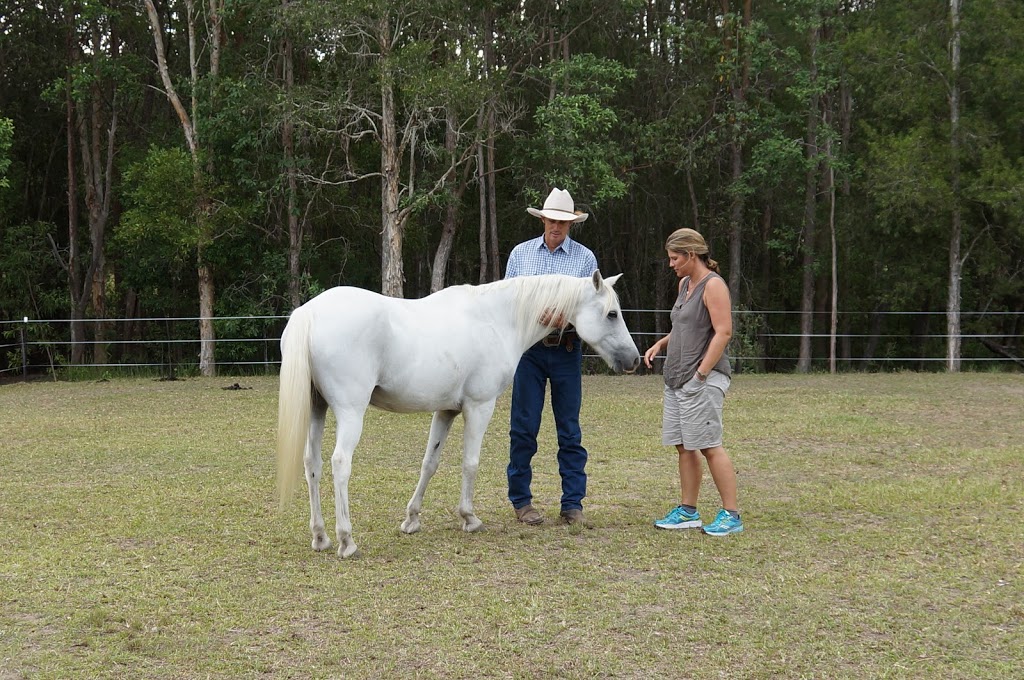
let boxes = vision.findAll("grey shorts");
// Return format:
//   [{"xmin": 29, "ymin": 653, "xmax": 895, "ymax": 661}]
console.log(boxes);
[{"xmin": 661, "ymin": 371, "xmax": 730, "ymax": 450}]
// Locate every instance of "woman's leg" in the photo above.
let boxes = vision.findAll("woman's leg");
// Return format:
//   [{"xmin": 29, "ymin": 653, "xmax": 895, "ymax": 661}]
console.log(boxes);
[
  {"xmin": 701, "ymin": 445, "xmax": 738, "ymax": 510},
  {"xmin": 677, "ymin": 445, "xmax": 702, "ymax": 506}
]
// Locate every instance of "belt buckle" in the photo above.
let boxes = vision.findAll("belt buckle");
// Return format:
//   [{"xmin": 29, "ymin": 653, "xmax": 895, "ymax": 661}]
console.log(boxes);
[{"xmin": 542, "ymin": 333, "xmax": 561, "ymax": 347}]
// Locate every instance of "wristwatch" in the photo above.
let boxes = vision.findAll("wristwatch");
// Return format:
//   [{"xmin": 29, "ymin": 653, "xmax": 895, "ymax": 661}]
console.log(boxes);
[{"xmin": 695, "ymin": 369, "xmax": 707, "ymax": 382}]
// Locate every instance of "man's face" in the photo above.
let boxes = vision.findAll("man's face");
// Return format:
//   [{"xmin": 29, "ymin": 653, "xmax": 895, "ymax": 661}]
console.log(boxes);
[{"xmin": 543, "ymin": 217, "xmax": 573, "ymax": 248}]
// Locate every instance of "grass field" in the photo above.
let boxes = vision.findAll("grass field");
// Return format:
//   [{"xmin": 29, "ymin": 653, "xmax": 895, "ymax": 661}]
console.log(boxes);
[{"xmin": 1, "ymin": 373, "xmax": 1022, "ymax": 679}]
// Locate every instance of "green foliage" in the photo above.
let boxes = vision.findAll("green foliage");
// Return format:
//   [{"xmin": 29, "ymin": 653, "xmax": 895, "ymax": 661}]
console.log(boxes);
[
  {"xmin": 0, "ymin": 220, "xmax": 67, "ymax": 319},
  {"xmin": 0, "ymin": 116, "xmax": 11, "ymax": 189},
  {"xmin": 1, "ymin": 0, "xmax": 1022, "ymax": 371},
  {"xmin": 114, "ymin": 146, "xmax": 198, "ymax": 310},
  {"xmin": 863, "ymin": 125, "xmax": 952, "ymax": 225},
  {"xmin": 524, "ymin": 55, "xmax": 636, "ymax": 206}
]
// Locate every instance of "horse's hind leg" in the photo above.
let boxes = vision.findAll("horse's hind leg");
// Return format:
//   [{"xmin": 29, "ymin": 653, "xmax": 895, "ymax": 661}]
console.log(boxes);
[
  {"xmin": 331, "ymin": 406, "xmax": 366, "ymax": 558},
  {"xmin": 457, "ymin": 400, "xmax": 497, "ymax": 533},
  {"xmin": 402, "ymin": 409, "xmax": 458, "ymax": 534},
  {"xmin": 305, "ymin": 393, "xmax": 332, "ymax": 552}
]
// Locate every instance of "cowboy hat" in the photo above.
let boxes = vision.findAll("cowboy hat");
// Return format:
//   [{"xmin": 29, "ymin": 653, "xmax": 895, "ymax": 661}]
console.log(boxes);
[{"xmin": 526, "ymin": 188, "xmax": 589, "ymax": 223}]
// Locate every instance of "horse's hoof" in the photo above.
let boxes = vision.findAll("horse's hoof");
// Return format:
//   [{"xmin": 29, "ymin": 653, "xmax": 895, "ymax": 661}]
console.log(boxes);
[
  {"xmin": 338, "ymin": 543, "xmax": 359, "ymax": 559},
  {"xmin": 462, "ymin": 516, "xmax": 484, "ymax": 533},
  {"xmin": 400, "ymin": 518, "xmax": 421, "ymax": 534},
  {"xmin": 311, "ymin": 534, "xmax": 333, "ymax": 552}
]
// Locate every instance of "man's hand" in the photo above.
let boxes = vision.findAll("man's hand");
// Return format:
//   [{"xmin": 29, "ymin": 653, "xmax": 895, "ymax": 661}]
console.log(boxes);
[{"xmin": 539, "ymin": 308, "xmax": 567, "ymax": 329}]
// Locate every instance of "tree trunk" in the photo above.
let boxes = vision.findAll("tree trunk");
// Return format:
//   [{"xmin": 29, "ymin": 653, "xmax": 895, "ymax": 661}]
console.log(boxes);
[
  {"xmin": 81, "ymin": 21, "xmax": 118, "ymax": 367},
  {"xmin": 946, "ymin": 0, "xmax": 962, "ymax": 372},
  {"xmin": 65, "ymin": 11, "xmax": 119, "ymax": 367},
  {"xmin": 65, "ymin": 11, "xmax": 85, "ymax": 367},
  {"xmin": 145, "ymin": 1, "xmax": 197, "ymax": 155},
  {"xmin": 431, "ymin": 108, "xmax": 469, "ymax": 293},
  {"xmin": 379, "ymin": 17, "xmax": 404, "ymax": 298},
  {"xmin": 477, "ymin": 135, "xmax": 488, "ymax": 283},
  {"xmin": 864, "ymin": 302, "xmax": 888, "ymax": 364},
  {"xmin": 282, "ymin": 0, "xmax": 301, "ymax": 309},
  {"xmin": 145, "ymin": 0, "xmax": 219, "ymax": 375},
  {"xmin": 724, "ymin": 0, "xmax": 751, "ymax": 306},
  {"xmin": 797, "ymin": 22, "xmax": 820, "ymax": 374},
  {"xmin": 483, "ymin": 9, "xmax": 501, "ymax": 283},
  {"xmin": 486, "ymin": 105, "xmax": 500, "ymax": 282},
  {"xmin": 727, "ymin": 139, "xmax": 742, "ymax": 302},
  {"xmin": 198, "ymin": 259, "xmax": 216, "ymax": 374},
  {"xmin": 685, "ymin": 164, "xmax": 700, "ymax": 232},
  {"xmin": 477, "ymin": 9, "xmax": 494, "ymax": 284},
  {"xmin": 827, "ymin": 123, "xmax": 837, "ymax": 374},
  {"xmin": 432, "ymin": 202, "xmax": 460, "ymax": 293},
  {"xmin": 756, "ymin": 202, "xmax": 772, "ymax": 372},
  {"xmin": 85, "ymin": 43, "xmax": 108, "ymax": 366}
]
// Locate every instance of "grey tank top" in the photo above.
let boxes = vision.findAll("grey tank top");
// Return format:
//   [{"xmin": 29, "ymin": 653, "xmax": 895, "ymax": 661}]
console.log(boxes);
[{"xmin": 663, "ymin": 272, "xmax": 732, "ymax": 389}]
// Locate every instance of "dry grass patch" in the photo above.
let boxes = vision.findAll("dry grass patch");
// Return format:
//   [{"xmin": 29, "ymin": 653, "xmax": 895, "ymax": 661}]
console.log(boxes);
[{"xmin": 0, "ymin": 373, "xmax": 1021, "ymax": 678}]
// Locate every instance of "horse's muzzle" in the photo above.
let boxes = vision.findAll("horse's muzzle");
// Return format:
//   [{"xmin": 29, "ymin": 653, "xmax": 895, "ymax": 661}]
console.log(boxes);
[{"xmin": 614, "ymin": 354, "xmax": 642, "ymax": 374}]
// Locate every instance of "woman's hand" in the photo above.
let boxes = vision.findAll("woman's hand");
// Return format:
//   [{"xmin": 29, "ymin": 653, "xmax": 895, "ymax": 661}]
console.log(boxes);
[{"xmin": 643, "ymin": 336, "xmax": 668, "ymax": 368}]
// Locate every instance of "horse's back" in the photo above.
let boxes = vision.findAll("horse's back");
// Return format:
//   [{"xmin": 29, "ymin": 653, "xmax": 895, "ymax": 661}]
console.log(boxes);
[{"xmin": 299, "ymin": 285, "xmax": 519, "ymax": 412}]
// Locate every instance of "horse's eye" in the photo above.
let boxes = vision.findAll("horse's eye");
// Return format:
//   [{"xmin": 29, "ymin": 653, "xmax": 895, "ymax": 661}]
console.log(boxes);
[{"xmin": 607, "ymin": 310, "xmax": 618, "ymax": 319}]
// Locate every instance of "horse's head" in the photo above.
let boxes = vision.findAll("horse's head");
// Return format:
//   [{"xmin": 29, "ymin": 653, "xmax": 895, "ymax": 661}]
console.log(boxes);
[{"xmin": 572, "ymin": 271, "xmax": 641, "ymax": 374}]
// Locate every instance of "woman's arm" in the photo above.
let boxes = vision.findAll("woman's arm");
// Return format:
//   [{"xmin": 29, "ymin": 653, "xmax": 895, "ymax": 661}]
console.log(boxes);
[
  {"xmin": 643, "ymin": 332, "xmax": 671, "ymax": 369},
  {"xmin": 696, "ymin": 277, "xmax": 733, "ymax": 380}
]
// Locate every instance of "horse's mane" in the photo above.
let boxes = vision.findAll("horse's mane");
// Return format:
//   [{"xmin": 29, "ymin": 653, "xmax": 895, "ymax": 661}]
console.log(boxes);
[{"xmin": 485, "ymin": 274, "xmax": 619, "ymax": 347}]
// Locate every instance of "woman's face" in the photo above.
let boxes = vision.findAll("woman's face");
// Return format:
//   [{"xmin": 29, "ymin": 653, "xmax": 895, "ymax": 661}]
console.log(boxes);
[{"xmin": 668, "ymin": 250, "xmax": 691, "ymax": 278}]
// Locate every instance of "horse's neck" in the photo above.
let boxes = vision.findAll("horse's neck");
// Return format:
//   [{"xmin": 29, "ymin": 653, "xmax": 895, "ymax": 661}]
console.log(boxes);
[{"xmin": 503, "ymin": 276, "xmax": 579, "ymax": 350}]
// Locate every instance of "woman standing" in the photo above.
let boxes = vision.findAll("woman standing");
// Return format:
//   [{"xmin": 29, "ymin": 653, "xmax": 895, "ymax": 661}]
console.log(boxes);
[{"xmin": 643, "ymin": 228, "xmax": 743, "ymax": 536}]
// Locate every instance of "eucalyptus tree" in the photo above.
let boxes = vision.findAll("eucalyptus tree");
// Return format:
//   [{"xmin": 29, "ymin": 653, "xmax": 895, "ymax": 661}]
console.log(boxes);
[
  {"xmin": 279, "ymin": 0, "xmax": 303, "ymax": 309},
  {"xmin": 611, "ymin": 1, "xmax": 724, "ymax": 323},
  {"xmin": 59, "ymin": 1, "xmax": 150, "ymax": 366},
  {"xmin": 501, "ymin": 0, "xmax": 640, "ymax": 304},
  {"xmin": 949, "ymin": 0, "xmax": 1024, "ymax": 362},
  {"xmin": 778, "ymin": 0, "xmax": 847, "ymax": 372},
  {"xmin": 287, "ymin": 0, "xmax": 485, "ymax": 299},
  {"xmin": 143, "ymin": 0, "xmax": 225, "ymax": 375},
  {"xmin": 948, "ymin": 0, "xmax": 963, "ymax": 371},
  {"xmin": 719, "ymin": 0, "xmax": 752, "ymax": 304},
  {"xmin": 1, "ymin": 2, "xmax": 70, "ymax": 342},
  {"xmin": 1, "ymin": 1, "xmax": 144, "ymax": 365},
  {"xmin": 847, "ymin": 0, "xmax": 1024, "ymax": 369}
]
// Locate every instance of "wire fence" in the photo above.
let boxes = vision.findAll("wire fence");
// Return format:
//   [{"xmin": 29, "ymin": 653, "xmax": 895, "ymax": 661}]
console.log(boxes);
[{"xmin": 1, "ymin": 309, "xmax": 1022, "ymax": 378}]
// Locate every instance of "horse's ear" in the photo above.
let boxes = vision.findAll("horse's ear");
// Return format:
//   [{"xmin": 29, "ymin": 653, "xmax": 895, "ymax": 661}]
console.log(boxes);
[
  {"xmin": 591, "ymin": 270, "xmax": 604, "ymax": 290},
  {"xmin": 602, "ymin": 272, "xmax": 623, "ymax": 288}
]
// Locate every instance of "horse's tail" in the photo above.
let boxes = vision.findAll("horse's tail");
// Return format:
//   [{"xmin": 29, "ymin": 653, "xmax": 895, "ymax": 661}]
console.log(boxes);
[{"xmin": 276, "ymin": 305, "xmax": 313, "ymax": 509}]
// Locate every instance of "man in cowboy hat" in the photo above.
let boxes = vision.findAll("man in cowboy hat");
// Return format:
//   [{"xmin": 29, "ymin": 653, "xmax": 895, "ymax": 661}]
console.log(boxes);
[{"xmin": 504, "ymin": 187, "xmax": 597, "ymax": 527}]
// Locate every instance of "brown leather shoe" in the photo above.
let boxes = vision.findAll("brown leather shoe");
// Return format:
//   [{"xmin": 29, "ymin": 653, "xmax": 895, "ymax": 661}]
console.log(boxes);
[
  {"xmin": 559, "ymin": 508, "xmax": 590, "ymax": 527},
  {"xmin": 515, "ymin": 504, "xmax": 544, "ymax": 525}
]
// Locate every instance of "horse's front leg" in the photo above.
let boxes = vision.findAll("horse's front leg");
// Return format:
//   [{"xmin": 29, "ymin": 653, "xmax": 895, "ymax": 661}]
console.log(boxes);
[
  {"xmin": 457, "ymin": 400, "xmax": 497, "ymax": 533},
  {"xmin": 331, "ymin": 406, "xmax": 366, "ymax": 558},
  {"xmin": 305, "ymin": 396, "xmax": 331, "ymax": 552},
  {"xmin": 402, "ymin": 409, "xmax": 458, "ymax": 534}
]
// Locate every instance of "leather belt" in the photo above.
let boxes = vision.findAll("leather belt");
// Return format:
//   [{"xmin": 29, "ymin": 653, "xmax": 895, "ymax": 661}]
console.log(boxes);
[{"xmin": 540, "ymin": 330, "xmax": 578, "ymax": 351}]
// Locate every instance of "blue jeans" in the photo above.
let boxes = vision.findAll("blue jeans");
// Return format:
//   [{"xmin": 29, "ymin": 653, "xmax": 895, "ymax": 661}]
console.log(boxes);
[{"xmin": 507, "ymin": 341, "xmax": 587, "ymax": 511}]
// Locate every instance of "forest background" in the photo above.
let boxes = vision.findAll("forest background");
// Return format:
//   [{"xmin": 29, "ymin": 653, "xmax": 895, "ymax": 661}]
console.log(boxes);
[{"xmin": 0, "ymin": 0, "xmax": 1021, "ymax": 377}]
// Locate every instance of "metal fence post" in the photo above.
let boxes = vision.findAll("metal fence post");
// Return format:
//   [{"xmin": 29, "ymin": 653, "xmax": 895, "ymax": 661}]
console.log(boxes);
[{"xmin": 21, "ymin": 316, "xmax": 28, "ymax": 379}]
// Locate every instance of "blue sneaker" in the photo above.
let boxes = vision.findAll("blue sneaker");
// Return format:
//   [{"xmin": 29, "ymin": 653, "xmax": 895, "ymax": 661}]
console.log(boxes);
[
  {"xmin": 702, "ymin": 509, "xmax": 744, "ymax": 536},
  {"xmin": 654, "ymin": 505, "xmax": 702, "ymax": 530}
]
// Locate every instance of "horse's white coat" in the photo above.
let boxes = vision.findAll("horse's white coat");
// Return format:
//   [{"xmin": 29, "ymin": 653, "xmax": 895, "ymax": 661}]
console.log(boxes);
[{"xmin": 276, "ymin": 271, "xmax": 640, "ymax": 557}]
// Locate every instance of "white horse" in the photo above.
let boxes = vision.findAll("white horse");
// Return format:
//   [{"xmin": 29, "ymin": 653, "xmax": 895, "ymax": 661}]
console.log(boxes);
[{"xmin": 276, "ymin": 270, "xmax": 640, "ymax": 558}]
